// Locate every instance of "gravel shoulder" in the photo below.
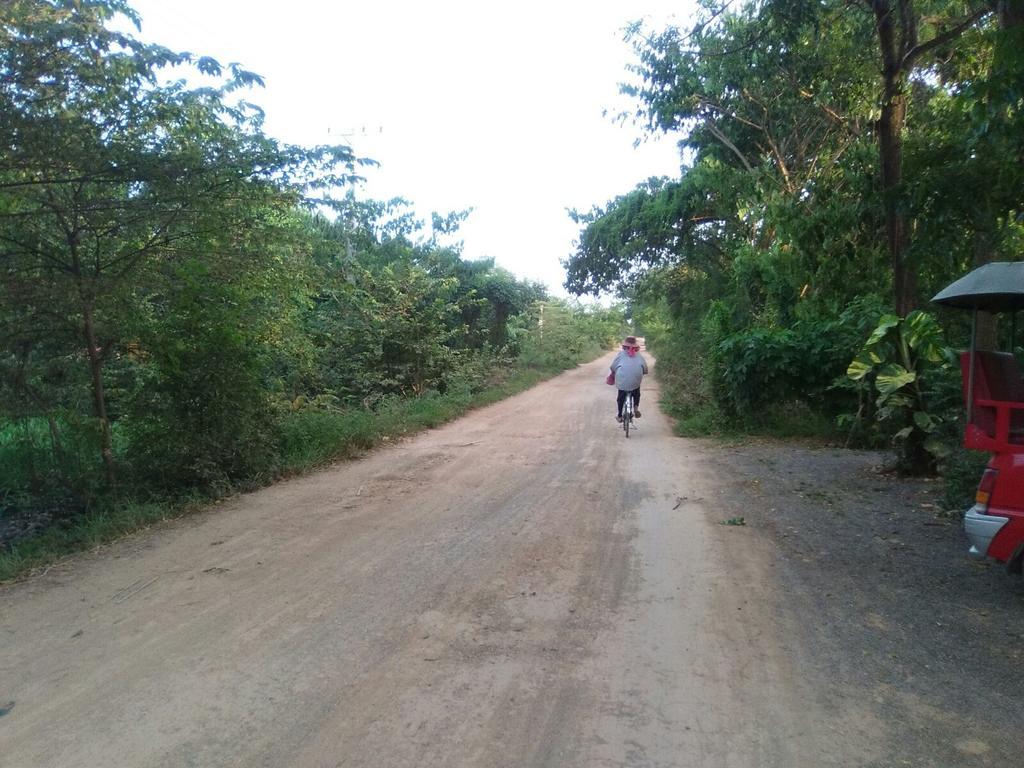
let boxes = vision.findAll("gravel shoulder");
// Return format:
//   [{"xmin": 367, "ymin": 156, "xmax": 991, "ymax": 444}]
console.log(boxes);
[{"xmin": 705, "ymin": 438, "xmax": 1024, "ymax": 767}]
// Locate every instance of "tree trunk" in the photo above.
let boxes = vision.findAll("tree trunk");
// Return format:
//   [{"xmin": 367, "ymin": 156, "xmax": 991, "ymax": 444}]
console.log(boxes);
[
  {"xmin": 68, "ymin": 233, "xmax": 117, "ymax": 490},
  {"xmin": 872, "ymin": 0, "xmax": 917, "ymax": 315},
  {"xmin": 81, "ymin": 296, "xmax": 117, "ymax": 490},
  {"xmin": 878, "ymin": 85, "xmax": 915, "ymax": 314},
  {"xmin": 997, "ymin": 0, "xmax": 1024, "ymax": 27}
]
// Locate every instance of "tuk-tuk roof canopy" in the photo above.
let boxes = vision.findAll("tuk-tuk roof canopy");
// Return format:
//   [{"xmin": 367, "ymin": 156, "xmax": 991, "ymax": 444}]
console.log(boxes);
[{"xmin": 931, "ymin": 262, "xmax": 1024, "ymax": 312}]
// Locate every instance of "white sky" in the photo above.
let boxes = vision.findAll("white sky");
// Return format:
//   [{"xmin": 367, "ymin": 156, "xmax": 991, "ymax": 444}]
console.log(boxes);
[{"xmin": 123, "ymin": 0, "xmax": 689, "ymax": 295}]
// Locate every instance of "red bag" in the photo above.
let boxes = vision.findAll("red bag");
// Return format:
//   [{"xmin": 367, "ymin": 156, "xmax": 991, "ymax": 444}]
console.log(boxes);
[{"xmin": 606, "ymin": 372, "xmax": 615, "ymax": 385}]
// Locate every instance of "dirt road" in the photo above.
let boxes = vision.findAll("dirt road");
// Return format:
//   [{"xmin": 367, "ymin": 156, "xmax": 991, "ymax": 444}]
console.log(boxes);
[{"xmin": 0, "ymin": 353, "xmax": 962, "ymax": 767}]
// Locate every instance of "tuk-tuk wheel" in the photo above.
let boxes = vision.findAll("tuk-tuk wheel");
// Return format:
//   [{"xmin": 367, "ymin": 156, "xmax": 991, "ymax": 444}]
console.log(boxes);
[{"xmin": 1007, "ymin": 544, "xmax": 1024, "ymax": 576}]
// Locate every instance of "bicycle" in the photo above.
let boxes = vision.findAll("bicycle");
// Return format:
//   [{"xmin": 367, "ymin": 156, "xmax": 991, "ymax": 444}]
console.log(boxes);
[{"xmin": 621, "ymin": 394, "xmax": 636, "ymax": 438}]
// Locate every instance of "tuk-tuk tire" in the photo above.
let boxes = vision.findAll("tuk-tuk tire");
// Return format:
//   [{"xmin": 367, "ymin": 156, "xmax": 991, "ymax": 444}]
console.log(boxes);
[{"xmin": 1007, "ymin": 543, "xmax": 1024, "ymax": 576}]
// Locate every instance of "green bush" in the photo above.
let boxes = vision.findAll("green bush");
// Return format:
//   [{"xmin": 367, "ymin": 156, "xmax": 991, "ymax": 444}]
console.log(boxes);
[
  {"xmin": 707, "ymin": 296, "xmax": 886, "ymax": 419},
  {"xmin": 516, "ymin": 301, "xmax": 625, "ymax": 372},
  {"xmin": 444, "ymin": 348, "xmax": 507, "ymax": 397},
  {"xmin": 644, "ymin": 295, "xmax": 886, "ymax": 438},
  {"xmin": 0, "ymin": 415, "xmax": 103, "ymax": 515},
  {"xmin": 120, "ymin": 258, "xmax": 291, "ymax": 493},
  {"xmin": 646, "ymin": 326, "xmax": 723, "ymax": 436},
  {"xmin": 845, "ymin": 310, "xmax": 958, "ymax": 473}
]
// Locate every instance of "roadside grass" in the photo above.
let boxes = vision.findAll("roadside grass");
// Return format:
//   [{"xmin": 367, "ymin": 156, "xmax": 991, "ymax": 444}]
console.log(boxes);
[
  {"xmin": 0, "ymin": 358, "xmax": 595, "ymax": 583},
  {"xmin": 0, "ymin": 499, "xmax": 183, "ymax": 581},
  {"xmin": 276, "ymin": 365, "xmax": 555, "ymax": 475},
  {"xmin": 660, "ymin": 389, "xmax": 835, "ymax": 440}
]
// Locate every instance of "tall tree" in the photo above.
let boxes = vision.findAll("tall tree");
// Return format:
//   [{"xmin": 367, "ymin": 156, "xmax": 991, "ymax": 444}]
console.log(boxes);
[
  {"xmin": 862, "ymin": 0, "xmax": 991, "ymax": 313},
  {"xmin": 0, "ymin": 0, "xmax": 365, "ymax": 488},
  {"xmin": 571, "ymin": 1, "xmax": 882, "ymax": 314}
]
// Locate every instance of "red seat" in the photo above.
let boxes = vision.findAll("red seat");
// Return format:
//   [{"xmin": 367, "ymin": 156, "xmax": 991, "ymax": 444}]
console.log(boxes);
[{"xmin": 961, "ymin": 351, "xmax": 1024, "ymax": 452}]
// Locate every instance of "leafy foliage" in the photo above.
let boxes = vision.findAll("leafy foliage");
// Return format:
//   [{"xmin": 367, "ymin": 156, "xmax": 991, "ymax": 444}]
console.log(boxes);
[
  {"xmin": 846, "ymin": 312, "xmax": 957, "ymax": 472},
  {"xmin": 700, "ymin": 295, "xmax": 884, "ymax": 417},
  {"xmin": 0, "ymin": 2, "xmax": 618, "ymax": 555},
  {"xmin": 567, "ymin": 0, "xmax": 1024, "ymax": 475},
  {"xmin": 0, "ymin": 0, "xmax": 366, "ymax": 490}
]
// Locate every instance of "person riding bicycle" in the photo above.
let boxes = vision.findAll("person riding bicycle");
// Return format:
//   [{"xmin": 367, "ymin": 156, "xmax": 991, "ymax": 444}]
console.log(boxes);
[{"xmin": 610, "ymin": 336, "xmax": 648, "ymax": 423}]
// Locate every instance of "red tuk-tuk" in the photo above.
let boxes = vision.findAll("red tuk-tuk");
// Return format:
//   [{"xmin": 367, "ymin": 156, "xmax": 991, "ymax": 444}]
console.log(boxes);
[{"xmin": 932, "ymin": 262, "xmax": 1024, "ymax": 573}]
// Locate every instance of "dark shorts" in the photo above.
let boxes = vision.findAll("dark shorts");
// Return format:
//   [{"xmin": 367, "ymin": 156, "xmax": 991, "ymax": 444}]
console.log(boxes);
[{"xmin": 616, "ymin": 388, "xmax": 640, "ymax": 415}]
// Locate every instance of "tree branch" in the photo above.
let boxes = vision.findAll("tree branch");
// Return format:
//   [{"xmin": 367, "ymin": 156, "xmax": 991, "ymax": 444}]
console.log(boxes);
[
  {"xmin": 902, "ymin": 6, "xmax": 991, "ymax": 69},
  {"xmin": 705, "ymin": 122, "xmax": 755, "ymax": 172}
]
